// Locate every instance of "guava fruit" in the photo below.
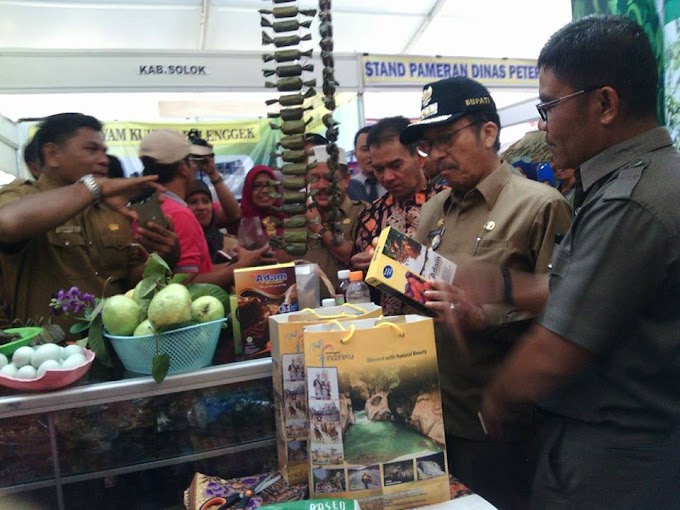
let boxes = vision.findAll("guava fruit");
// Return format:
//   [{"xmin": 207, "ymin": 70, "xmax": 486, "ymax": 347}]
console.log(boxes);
[
  {"xmin": 124, "ymin": 289, "xmax": 134, "ymax": 299},
  {"xmin": 102, "ymin": 295, "xmax": 141, "ymax": 336},
  {"xmin": 191, "ymin": 296, "xmax": 225, "ymax": 323},
  {"xmin": 147, "ymin": 283, "xmax": 192, "ymax": 329},
  {"xmin": 133, "ymin": 319, "xmax": 155, "ymax": 337}
]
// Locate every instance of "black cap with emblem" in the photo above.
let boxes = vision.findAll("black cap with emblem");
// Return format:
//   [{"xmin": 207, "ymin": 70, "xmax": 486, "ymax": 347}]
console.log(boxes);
[{"xmin": 400, "ymin": 77, "xmax": 498, "ymax": 145}]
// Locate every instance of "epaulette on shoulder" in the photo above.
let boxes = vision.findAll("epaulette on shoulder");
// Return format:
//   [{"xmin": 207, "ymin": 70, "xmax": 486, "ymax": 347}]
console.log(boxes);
[{"xmin": 603, "ymin": 159, "xmax": 647, "ymax": 201}]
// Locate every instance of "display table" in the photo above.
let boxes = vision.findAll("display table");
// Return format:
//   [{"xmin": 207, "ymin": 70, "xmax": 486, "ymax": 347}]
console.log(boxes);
[
  {"xmin": 184, "ymin": 471, "xmax": 497, "ymax": 510},
  {"xmin": 0, "ymin": 359, "xmax": 277, "ymax": 510}
]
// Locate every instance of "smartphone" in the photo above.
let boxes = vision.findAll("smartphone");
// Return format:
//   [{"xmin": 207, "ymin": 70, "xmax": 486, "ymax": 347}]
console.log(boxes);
[{"xmin": 129, "ymin": 189, "xmax": 168, "ymax": 229}]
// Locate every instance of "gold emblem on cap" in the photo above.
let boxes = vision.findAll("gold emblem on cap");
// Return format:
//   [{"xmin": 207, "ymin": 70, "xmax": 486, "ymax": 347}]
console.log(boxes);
[
  {"xmin": 109, "ymin": 224, "xmax": 120, "ymax": 231},
  {"xmin": 484, "ymin": 221, "xmax": 495, "ymax": 231},
  {"xmin": 422, "ymin": 86, "xmax": 433, "ymax": 107}
]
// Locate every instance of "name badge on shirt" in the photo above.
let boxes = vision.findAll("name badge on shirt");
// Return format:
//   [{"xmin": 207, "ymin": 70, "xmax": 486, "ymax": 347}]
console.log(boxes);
[
  {"xmin": 428, "ymin": 228, "xmax": 444, "ymax": 251},
  {"xmin": 55, "ymin": 226, "xmax": 82, "ymax": 234}
]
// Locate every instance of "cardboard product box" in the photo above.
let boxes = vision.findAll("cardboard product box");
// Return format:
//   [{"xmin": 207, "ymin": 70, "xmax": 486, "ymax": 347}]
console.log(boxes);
[
  {"xmin": 365, "ymin": 227, "xmax": 457, "ymax": 315},
  {"xmin": 234, "ymin": 262, "xmax": 298, "ymax": 357},
  {"xmin": 269, "ymin": 303, "xmax": 383, "ymax": 484}
]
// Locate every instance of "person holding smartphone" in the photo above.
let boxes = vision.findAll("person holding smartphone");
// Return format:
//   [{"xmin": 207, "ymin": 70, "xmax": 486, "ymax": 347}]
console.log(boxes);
[
  {"xmin": 186, "ymin": 132, "xmax": 242, "ymax": 228},
  {"xmin": 139, "ymin": 129, "xmax": 276, "ymax": 288},
  {"xmin": 0, "ymin": 113, "xmax": 180, "ymax": 336}
]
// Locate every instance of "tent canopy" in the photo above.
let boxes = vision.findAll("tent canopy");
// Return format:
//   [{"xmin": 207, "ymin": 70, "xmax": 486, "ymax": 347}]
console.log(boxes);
[
  {"xmin": 1, "ymin": 0, "xmax": 571, "ymax": 58},
  {"xmin": 0, "ymin": 1, "xmax": 572, "ymax": 145}
]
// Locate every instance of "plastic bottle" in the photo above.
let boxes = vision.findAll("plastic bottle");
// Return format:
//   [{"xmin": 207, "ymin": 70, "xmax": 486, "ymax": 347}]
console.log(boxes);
[
  {"xmin": 335, "ymin": 269, "xmax": 351, "ymax": 305},
  {"xmin": 345, "ymin": 271, "xmax": 371, "ymax": 304}
]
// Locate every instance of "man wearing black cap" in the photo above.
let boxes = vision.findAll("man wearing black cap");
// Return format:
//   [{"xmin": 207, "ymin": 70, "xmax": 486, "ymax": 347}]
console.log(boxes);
[{"xmin": 401, "ymin": 78, "xmax": 571, "ymax": 509}]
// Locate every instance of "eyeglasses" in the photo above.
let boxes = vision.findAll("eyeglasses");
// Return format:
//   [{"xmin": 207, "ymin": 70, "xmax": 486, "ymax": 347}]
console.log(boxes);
[
  {"xmin": 416, "ymin": 121, "xmax": 481, "ymax": 157},
  {"xmin": 535, "ymin": 86, "xmax": 601, "ymax": 122},
  {"xmin": 252, "ymin": 182, "xmax": 271, "ymax": 190}
]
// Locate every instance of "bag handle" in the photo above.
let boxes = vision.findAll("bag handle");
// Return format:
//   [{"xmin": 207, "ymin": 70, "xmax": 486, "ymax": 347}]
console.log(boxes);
[
  {"xmin": 299, "ymin": 302, "xmax": 371, "ymax": 319},
  {"xmin": 326, "ymin": 318, "xmax": 405, "ymax": 343},
  {"xmin": 327, "ymin": 320, "xmax": 356, "ymax": 343}
]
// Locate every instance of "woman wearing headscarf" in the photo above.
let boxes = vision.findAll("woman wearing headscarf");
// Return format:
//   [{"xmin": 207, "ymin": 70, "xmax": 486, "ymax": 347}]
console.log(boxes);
[
  {"xmin": 186, "ymin": 178, "xmax": 278, "ymax": 278},
  {"xmin": 230, "ymin": 165, "xmax": 285, "ymax": 240},
  {"xmin": 185, "ymin": 179, "xmax": 227, "ymax": 263}
]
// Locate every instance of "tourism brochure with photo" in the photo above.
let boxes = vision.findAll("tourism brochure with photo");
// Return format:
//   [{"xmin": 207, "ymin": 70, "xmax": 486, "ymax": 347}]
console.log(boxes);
[
  {"xmin": 365, "ymin": 227, "xmax": 457, "ymax": 315},
  {"xmin": 303, "ymin": 316, "xmax": 450, "ymax": 510}
]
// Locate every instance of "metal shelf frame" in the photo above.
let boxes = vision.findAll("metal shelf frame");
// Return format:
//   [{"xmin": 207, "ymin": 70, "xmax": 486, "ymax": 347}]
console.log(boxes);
[{"xmin": 0, "ymin": 359, "xmax": 276, "ymax": 508}]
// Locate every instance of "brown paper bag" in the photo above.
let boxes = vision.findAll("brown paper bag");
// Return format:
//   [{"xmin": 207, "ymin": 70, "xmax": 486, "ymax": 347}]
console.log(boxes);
[
  {"xmin": 269, "ymin": 303, "xmax": 383, "ymax": 484},
  {"xmin": 303, "ymin": 315, "xmax": 450, "ymax": 510}
]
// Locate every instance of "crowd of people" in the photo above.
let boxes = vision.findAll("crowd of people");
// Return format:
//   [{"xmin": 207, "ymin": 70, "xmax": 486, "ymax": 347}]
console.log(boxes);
[{"xmin": 0, "ymin": 14, "xmax": 678, "ymax": 510}]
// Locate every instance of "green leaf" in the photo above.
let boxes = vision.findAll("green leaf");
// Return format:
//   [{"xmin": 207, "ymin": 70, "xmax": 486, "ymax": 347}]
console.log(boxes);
[
  {"xmin": 85, "ymin": 297, "xmax": 106, "ymax": 322},
  {"xmin": 152, "ymin": 353, "xmax": 170, "ymax": 383},
  {"xmin": 170, "ymin": 273, "xmax": 189, "ymax": 285},
  {"xmin": 136, "ymin": 278, "xmax": 158, "ymax": 300},
  {"xmin": 69, "ymin": 320, "xmax": 92, "ymax": 335},
  {"xmin": 87, "ymin": 314, "xmax": 112, "ymax": 367},
  {"xmin": 143, "ymin": 253, "xmax": 172, "ymax": 283},
  {"xmin": 186, "ymin": 283, "xmax": 231, "ymax": 314}
]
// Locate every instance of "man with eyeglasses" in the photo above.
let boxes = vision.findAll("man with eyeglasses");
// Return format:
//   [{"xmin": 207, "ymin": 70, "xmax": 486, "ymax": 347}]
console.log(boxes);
[
  {"xmin": 469, "ymin": 15, "xmax": 680, "ymax": 509},
  {"xmin": 400, "ymin": 77, "xmax": 571, "ymax": 509}
]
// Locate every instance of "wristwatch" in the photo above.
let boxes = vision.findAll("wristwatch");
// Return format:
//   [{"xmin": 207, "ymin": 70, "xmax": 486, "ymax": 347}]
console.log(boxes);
[
  {"xmin": 309, "ymin": 227, "xmax": 327, "ymax": 240},
  {"xmin": 77, "ymin": 174, "xmax": 101, "ymax": 203},
  {"xmin": 210, "ymin": 175, "xmax": 224, "ymax": 185}
]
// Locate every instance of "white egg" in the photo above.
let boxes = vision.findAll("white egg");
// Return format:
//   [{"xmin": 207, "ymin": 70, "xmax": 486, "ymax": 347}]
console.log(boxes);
[
  {"xmin": 37, "ymin": 359, "xmax": 62, "ymax": 377},
  {"xmin": 0, "ymin": 363, "xmax": 18, "ymax": 377},
  {"xmin": 31, "ymin": 343, "xmax": 63, "ymax": 368},
  {"xmin": 16, "ymin": 365, "xmax": 37, "ymax": 379},
  {"xmin": 62, "ymin": 344, "xmax": 84, "ymax": 360},
  {"xmin": 11, "ymin": 346, "xmax": 35, "ymax": 368},
  {"xmin": 0, "ymin": 353, "xmax": 8, "ymax": 369},
  {"xmin": 61, "ymin": 353, "xmax": 87, "ymax": 369}
]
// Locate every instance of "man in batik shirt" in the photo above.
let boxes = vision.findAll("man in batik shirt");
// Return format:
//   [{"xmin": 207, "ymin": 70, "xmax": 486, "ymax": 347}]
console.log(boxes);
[{"xmin": 351, "ymin": 116, "xmax": 445, "ymax": 315}]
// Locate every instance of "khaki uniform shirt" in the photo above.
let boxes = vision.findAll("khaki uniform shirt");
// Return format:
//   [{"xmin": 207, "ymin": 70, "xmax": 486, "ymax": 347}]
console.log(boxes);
[
  {"xmin": 304, "ymin": 196, "xmax": 366, "ymax": 290},
  {"xmin": 0, "ymin": 175, "xmax": 142, "ymax": 332},
  {"xmin": 416, "ymin": 161, "xmax": 572, "ymax": 440}
]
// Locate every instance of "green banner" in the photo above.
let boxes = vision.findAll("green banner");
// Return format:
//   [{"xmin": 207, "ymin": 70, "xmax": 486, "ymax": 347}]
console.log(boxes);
[
  {"xmin": 571, "ymin": 0, "xmax": 666, "ymax": 125},
  {"xmin": 102, "ymin": 120, "xmax": 277, "ymax": 199}
]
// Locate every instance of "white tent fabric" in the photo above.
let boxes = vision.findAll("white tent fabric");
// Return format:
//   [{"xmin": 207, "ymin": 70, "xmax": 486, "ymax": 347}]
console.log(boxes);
[{"xmin": 1, "ymin": 1, "xmax": 571, "ymax": 58}]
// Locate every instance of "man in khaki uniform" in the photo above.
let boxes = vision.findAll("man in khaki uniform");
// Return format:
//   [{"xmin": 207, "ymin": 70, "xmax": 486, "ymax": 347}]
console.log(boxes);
[
  {"xmin": 0, "ymin": 113, "xmax": 178, "ymax": 333},
  {"xmin": 400, "ymin": 78, "xmax": 572, "ymax": 510},
  {"xmin": 304, "ymin": 145, "xmax": 365, "ymax": 290}
]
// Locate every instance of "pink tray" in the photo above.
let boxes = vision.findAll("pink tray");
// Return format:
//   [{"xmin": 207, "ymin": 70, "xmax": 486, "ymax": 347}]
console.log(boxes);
[{"xmin": 0, "ymin": 349, "xmax": 95, "ymax": 391}]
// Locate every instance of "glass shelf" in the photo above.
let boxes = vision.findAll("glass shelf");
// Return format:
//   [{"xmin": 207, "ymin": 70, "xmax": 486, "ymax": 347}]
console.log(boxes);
[{"xmin": 0, "ymin": 358, "xmax": 276, "ymax": 508}]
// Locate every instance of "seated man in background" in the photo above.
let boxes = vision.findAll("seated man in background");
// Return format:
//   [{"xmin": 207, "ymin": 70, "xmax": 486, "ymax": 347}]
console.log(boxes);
[
  {"xmin": 304, "ymin": 145, "xmax": 366, "ymax": 289},
  {"xmin": 139, "ymin": 129, "xmax": 276, "ymax": 288},
  {"xmin": 0, "ymin": 113, "xmax": 179, "ymax": 333}
]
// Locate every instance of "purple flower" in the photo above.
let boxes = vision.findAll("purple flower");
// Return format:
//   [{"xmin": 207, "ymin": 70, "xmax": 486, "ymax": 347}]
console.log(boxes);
[{"xmin": 49, "ymin": 286, "xmax": 96, "ymax": 317}]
